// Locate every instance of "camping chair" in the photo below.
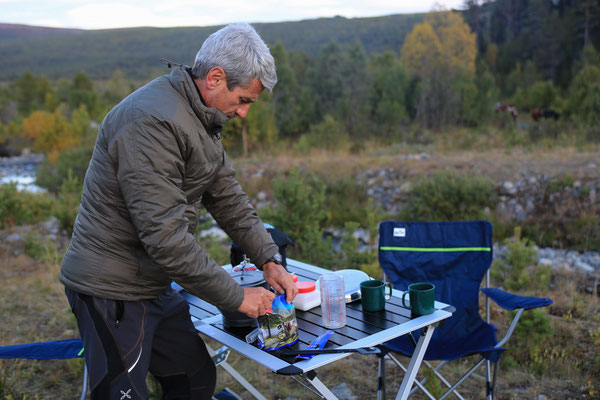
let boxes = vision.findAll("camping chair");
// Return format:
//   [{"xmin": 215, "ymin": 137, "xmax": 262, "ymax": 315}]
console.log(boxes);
[
  {"xmin": 0, "ymin": 338, "xmax": 88, "ymax": 399},
  {"xmin": 378, "ymin": 220, "xmax": 553, "ymax": 400}
]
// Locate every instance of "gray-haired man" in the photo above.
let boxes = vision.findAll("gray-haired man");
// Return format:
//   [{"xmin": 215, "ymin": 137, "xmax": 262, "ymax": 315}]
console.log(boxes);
[{"xmin": 60, "ymin": 23, "xmax": 297, "ymax": 399}]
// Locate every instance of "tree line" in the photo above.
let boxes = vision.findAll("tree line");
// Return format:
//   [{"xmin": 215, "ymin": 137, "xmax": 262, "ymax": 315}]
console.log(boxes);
[{"xmin": 1, "ymin": 3, "xmax": 600, "ymax": 167}]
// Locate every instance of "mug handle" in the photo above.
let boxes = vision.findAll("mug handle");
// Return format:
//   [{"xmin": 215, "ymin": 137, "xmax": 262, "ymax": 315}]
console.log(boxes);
[
  {"xmin": 384, "ymin": 282, "xmax": 392, "ymax": 301},
  {"xmin": 402, "ymin": 291, "xmax": 411, "ymax": 309}
]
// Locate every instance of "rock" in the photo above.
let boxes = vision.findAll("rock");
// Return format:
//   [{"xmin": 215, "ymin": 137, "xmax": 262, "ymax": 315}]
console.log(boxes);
[
  {"xmin": 502, "ymin": 181, "xmax": 517, "ymax": 195},
  {"xmin": 537, "ymin": 395, "xmax": 548, "ymax": 400},
  {"xmin": 197, "ymin": 226, "xmax": 228, "ymax": 241},
  {"xmin": 574, "ymin": 260, "xmax": 594, "ymax": 274},
  {"xmin": 39, "ymin": 216, "xmax": 59, "ymax": 232},
  {"xmin": 538, "ymin": 258, "xmax": 553, "ymax": 267},
  {"xmin": 5, "ymin": 233, "xmax": 23, "ymax": 242},
  {"xmin": 256, "ymin": 191, "xmax": 267, "ymax": 201},
  {"xmin": 331, "ymin": 382, "xmax": 356, "ymax": 400},
  {"xmin": 352, "ymin": 228, "xmax": 370, "ymax": 245},
  {"xmin": 399, "ymin": 182, "xmax": 412, "ymax": 193}
]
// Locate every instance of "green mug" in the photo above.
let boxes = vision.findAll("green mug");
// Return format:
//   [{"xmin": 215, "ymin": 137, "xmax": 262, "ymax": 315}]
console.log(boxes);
[
  {"xmin": 360, "ymin": 280, "xmax": 392, "ymax": 312},
  {"xmin": 402, "ymin": 282, "xmax": 435, "ymax": 316}
]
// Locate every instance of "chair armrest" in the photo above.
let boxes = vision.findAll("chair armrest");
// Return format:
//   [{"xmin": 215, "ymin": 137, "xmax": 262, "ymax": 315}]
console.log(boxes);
[{"xmin": 481, "ymin": 288, "xmax": 553, "ymax": 310}]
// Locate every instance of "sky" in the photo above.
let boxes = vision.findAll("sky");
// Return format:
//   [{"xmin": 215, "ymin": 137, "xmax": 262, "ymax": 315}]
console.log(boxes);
[{"xmin": 1, "ymin": 0, "xmax": 466, "ymax": 30}]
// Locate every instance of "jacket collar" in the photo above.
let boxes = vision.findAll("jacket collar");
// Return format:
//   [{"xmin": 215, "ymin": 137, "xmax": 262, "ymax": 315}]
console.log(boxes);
[{"xmin": 168, "ymin": 65, "xmax": 227, "ymax": 137}]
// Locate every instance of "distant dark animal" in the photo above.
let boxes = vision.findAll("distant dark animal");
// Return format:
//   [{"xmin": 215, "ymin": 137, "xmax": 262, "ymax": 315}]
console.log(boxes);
[
  {"xmin": 0, "ymin": 143, "xmax": 14, "ymax": 158},
  {"xmin": 495, "ymin": 102, "xmax": 519, "ymax": 122},
  {"xmin": 531, "ymin": 108, "xmax": 560, "ymax": 122}
]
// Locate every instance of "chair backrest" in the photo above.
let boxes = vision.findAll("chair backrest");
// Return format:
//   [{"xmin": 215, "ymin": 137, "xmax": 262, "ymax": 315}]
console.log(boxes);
[{"xmin": 379, "ymin": 221, "xmax": 496, "ymax": 360}]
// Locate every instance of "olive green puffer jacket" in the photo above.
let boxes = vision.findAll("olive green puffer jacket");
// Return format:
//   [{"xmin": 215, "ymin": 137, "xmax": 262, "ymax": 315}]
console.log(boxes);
[{"xmin": 60, "ymin": 66, "xmax": 277, "ymax": 311}]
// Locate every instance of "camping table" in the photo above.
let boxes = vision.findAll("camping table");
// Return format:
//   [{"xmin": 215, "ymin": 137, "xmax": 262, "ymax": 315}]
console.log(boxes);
[{"xmin": 180, "ymin": 258, "xmax": 453, "ymax": 400}]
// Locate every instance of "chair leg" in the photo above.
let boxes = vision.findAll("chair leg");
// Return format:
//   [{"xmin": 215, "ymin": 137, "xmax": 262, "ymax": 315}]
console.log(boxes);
[
  {"xmin": 80, "ymin": 363, "xmax": 88, "ymax": 400},
  {"xmin": 438, "ymin": 357, "xmax": 486, "ymax": 400},
  {"xmin": 487, "ymin": 361, "xmax": 499, "ymax": 400}
]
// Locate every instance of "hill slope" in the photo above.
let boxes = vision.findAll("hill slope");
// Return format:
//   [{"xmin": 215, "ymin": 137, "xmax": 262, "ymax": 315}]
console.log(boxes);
[{"xmin": 0, "ymin": 14, "xmax": 423, "ymax": 81}]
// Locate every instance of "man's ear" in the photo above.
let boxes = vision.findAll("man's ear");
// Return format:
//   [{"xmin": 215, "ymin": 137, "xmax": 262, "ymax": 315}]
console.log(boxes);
[{"xmin": 206, "ymin": 67, "xmax": 226, "ymax": 90}]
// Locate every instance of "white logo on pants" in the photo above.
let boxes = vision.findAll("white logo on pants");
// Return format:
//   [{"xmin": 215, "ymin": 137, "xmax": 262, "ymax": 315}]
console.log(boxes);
[{"xmin": 120, "ymin": 388, "xmax": 132, "ymax": 400}]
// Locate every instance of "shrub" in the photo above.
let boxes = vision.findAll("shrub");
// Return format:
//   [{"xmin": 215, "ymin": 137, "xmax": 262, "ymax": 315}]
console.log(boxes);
[
  {"xmin": 403, "ymin": 169, "xmax": 497, "ymax": 221},
  {"xmin": 24, "ymin": 231, "xmax": 60, "ymax": 263},
  {"xmin": 0, "ymin": 182, "xmax": 55, "ymax": 228},
  {"xmin": 52, "ymin": 170, "xmax": 81, "ymax": 234},
  {"xmin": 295, "ymin": 115, "xmax": 348, "ymax": 154},
  {"xmin": 261, "ymin": 169, "xmax": 335, "ymax": 268},
  {"xmin": 36, "ymin": 144, "xmax": 93, "ymax": 193},
  {"xmin": 491, "ymin": 226, "xmax": 547, "ymax": 291}
]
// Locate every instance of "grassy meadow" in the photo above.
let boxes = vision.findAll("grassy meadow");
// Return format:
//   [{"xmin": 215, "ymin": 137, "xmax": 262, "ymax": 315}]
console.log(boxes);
[{"xmin": 0, "ymin": 136, "xmax": 599, "ymax": 399}]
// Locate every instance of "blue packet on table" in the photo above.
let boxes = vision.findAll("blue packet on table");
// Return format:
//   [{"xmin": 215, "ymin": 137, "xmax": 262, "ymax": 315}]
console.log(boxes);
[
  {"xmin": 257, "ymin": 295, "xmax": 299, "ymax": 351},
  {"xmin": 296, "ymin": 330, "xmax": 334, "ymax": 360}
]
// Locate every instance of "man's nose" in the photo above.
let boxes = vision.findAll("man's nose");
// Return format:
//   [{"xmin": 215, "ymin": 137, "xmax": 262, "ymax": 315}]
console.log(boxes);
[{"xmin": 236, "ymin": 104, "xmax": 251, "ymax": 119}]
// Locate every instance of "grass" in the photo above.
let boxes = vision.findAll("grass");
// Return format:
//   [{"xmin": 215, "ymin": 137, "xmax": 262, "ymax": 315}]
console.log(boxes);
[{"xmin": 0, "ymin": 142, "xmax": 599, "ymax": 399}]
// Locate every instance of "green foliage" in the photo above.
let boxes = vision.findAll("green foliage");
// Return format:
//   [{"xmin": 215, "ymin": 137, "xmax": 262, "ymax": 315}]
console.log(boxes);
[
  {"xmin": 24, "ymin": 231, "xmax": 60, "ymax": 263},
  {"xmin": 36, "ymin": 144, "xmax": 93, "ymax": 193},
  {"xmin": 368, "ymin": 51, "xmax": 410, "ymax": 134},
  {"xmin": 510, "ymin": 308, "xmax": 555, "ymax": 374},
  {"xmin": 339, "ymin": 222, "xmax": 376, "ymax": 271},
  {"xmin": 296, "ymin": 115, "xmax": 348, "ymax": 153},
  {"xmin": 527, "ymin": 80, "xmax": 557, "ymax": 109},
  {"xmin": 261, "ymin": 169, "xmax": 335, "ymax": 268},
  {"xmin": 569, "ymin": 65, "xmax": 600, "ymax": 125},
  {"xmin": 52, "ymin": 170, "xmax": 82, "ymax": 234},
  {"xmin": 404, "ymin": 169, "xmax": 497, "ymax": 221},
  {"xmin": 491, "ymin": 227, "xmax": 550, "ymax": 291},
  {"xmin": 0, "ymin": 183, "xmax": 55, "ymax": 228}
]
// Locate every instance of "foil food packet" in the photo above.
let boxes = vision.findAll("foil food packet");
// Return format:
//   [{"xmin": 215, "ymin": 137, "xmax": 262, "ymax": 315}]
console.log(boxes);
[{"xmin": 257, "ymin": 295, "xmax": 299, "ymax": 350}]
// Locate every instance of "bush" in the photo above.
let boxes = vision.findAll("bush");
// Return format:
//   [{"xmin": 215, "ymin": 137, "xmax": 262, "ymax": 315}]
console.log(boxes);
[
  {"xmin": 261, "ymin": 169, "xmax": 336, "ymax": 268},
  {"xmin": 0, "ymin": 182, "xmax": 55, "ymax": 228},
  {"xmin": 295, "ymin": 115, "xmax": 349, "ymax": 154},
  {"xmin": 403, "ymin": 169, "xmax": 497, "ymax": 221},
  {"xmin": 52, "ymin": 170, "xmax": 81, "ymax": 234},
  {"xmin": 36, "ymin": 144, "xmax": 92, "ymax": 193}
]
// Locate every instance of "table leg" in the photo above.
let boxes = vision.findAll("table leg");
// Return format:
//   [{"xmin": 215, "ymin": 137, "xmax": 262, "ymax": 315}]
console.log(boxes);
[
  {"xmin": 303, "ymin": 371, "xmax": 339, "ymax": 400},
  {"xmin": 205, "ymin": 344, "xmax": 267, "ymax": 400},
  {"xmin": 395, "ymin": 324, "xmax": 436, "ymax": 400}
]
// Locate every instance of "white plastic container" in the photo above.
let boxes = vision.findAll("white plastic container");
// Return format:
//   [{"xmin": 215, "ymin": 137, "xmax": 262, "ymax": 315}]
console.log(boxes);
[
  {"xmin": 319, "ymin": 273, "xmax": 346, "ymax": 329},
  {"xmin": 292, "ymin": 281, "xmax": 321, "ymax": 311}
]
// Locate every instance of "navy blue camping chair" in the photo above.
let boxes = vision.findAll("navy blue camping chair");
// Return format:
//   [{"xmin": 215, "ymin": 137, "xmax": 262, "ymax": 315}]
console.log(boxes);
[
  {"xmin": 0, "ymin": 338, "xmax": 87, "ymax": 399},
  {"xmin": 378, "ymin": 221, "xmax": 553, "ymax": 400}
]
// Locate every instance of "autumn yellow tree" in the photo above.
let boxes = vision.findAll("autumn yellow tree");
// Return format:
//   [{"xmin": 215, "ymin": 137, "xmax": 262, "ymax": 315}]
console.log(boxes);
[
  {"xmin": 22, "ymin": 110, "xmax": 77, "ymax": 164},
  {"xmin": 401, "ymin": 8, "xmax": 477, "ymax": 129}
]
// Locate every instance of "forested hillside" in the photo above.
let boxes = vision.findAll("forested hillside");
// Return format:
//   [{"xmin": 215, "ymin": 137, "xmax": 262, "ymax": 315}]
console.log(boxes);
[{"xmin": 0, "ymin": 14, "xmax": 423, "ymax": 81}]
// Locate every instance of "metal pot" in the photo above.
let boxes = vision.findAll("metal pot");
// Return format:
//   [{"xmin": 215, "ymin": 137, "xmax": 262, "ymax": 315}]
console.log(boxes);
[{"xmin": 219, "ymin": 263, "xmax": 269, "ymax": 328}]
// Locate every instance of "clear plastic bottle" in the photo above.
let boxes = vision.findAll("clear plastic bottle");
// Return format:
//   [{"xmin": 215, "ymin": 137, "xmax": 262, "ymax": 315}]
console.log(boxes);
[{"xmin": 318, "ymin": 273, "xmax": 346, "ymax": 329}]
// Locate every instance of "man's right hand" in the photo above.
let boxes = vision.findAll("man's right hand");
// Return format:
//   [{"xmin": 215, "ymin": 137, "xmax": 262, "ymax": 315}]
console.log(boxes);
[{"xmin": 237, "ymin": 287, "xmax": 275, "ymax": 318}]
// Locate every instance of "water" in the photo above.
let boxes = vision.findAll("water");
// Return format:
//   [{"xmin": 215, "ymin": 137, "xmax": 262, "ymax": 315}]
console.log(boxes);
[{"xmin": 0, "ymin": 155, "xmax": 46, "ymax": 193}]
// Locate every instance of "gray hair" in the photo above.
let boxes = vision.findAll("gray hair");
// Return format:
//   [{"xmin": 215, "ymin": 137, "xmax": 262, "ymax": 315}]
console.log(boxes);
[{"xmin": 192, "ymin": 23, "xmax": 277, "ymax": 92}]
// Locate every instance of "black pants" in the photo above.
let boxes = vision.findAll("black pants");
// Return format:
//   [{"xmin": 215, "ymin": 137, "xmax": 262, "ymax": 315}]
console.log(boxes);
[{"xmin": 66, "ymin": 287, "xmax": 216, "ymax": 400}]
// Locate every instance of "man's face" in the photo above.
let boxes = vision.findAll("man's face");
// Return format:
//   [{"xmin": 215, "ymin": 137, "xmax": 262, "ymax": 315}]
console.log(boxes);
[{"xmin": 208, "ymin": 78, "xmax": 264, "ymax": 120}]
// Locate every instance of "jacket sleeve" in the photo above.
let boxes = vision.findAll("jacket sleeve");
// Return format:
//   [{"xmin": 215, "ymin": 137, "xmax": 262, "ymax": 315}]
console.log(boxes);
[
  {"xmin": 202, "ymin": 152, "xmax": 278, "ymax": 269},
  {"xmin": 111, "ymin": 116, "xmax": 244, "ymax": 311}
]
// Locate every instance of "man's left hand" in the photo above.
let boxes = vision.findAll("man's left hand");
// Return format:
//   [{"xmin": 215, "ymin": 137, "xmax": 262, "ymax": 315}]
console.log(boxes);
[{"xmin": 263, "ymin": 262, "xmax": 298, "ymax": 303}]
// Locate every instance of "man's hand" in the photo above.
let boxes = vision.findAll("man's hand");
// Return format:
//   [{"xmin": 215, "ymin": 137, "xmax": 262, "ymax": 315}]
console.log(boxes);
[
  {"xmin": 237, "ymin": 287, "xmax": 275, "ymax": 318},
  {"xmin": 262, "ymin": 262, "xmax": 298, "ymax": 303}
]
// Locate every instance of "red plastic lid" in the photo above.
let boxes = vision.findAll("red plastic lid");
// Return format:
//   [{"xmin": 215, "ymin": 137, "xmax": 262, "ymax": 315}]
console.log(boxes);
[
  {"xmin": 291, "ymin": 274, "xmax": 298, "ymax": 283},
  {"xmin": 296, "ymin": 281, "xmax": 316, "ymax": 293}
]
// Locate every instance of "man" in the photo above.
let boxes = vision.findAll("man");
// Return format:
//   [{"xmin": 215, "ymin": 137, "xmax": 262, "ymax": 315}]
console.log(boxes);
[{"xmin": 60, "ymin": 23, "xmax": 297, "ymax": 399}]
